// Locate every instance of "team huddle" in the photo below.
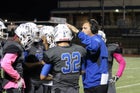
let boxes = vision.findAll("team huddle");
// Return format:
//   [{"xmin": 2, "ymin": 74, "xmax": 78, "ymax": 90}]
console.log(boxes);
[{"xmin": 0, "ymin": 19, "xmax": 126, "ymax": 93}]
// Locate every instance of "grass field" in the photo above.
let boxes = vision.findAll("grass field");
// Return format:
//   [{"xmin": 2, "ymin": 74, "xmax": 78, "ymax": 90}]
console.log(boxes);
[{"xmin": 79, "ymin": 56, "xmax": 140, "ymax": 93}]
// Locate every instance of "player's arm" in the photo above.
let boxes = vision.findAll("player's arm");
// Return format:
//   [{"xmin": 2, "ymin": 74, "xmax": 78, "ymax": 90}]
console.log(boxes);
[
  {"xmin": 113, "ymin": 52, "xmax": 126, "ymax": 77},
  {"xmin": 24, "ymin": 60, "xmax": 45, "ymax": 68},
  {"xmin": 1, "ymin": 53, "xmax": 20, "ymax": 80},
  {"xmin": 23, "ymin": 51, "xmax": 45, "ymax": 68},
  {"xmin": 109, "ymin": 52, "xmax": 126, "ymax": 84},
  {"xmin": 40, "ymin": 63, "xmax": 52, "ymax": 80},
  {"xmin": 1, "ymin": 44, "xmax": 23, "ymax": 80}
]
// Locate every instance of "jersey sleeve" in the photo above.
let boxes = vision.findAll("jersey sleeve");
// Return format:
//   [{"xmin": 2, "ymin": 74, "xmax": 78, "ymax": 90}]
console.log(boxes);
[
  {"xmin": 43, "ymin": 51, "xmax": 50, "ymax": 64},
  {"xmin": 113, "ymin": 53, "xmax": 126, "ymax": 77},
  {"xmin": 40, "ymin": 64, "xmax": 52, "ymax": 76},
  {"xmin": 78, "ymin": 32, "xmax": 100, "ymax": 52},
  {"xmin": 3, "ymin": 45, "xmax": 22, "ymax": 56},
  {"xmin": 1, "ymin": 53, "xmax": 20, "ymax": 80}
]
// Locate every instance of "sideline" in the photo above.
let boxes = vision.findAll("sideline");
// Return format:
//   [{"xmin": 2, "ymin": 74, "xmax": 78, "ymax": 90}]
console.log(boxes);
[{"xmin": 116, "ymin": 83, "xmax": 140, "ymax": 89}]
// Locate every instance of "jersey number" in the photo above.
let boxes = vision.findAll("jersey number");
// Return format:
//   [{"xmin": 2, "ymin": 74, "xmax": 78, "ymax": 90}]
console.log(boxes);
[
  {"xmin": 35, "ymin": 52, "xmax": 43, "ymax": 61},
  {"xmin": 61, "ymin": 52, "xmax": 81, "ymax": 74}
]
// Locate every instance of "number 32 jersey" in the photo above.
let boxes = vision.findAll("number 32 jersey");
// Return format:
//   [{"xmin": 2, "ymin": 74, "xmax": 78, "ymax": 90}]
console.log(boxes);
[{"xmin": 43, "ymin": 44, "xmax": 87, "ymax": 86}]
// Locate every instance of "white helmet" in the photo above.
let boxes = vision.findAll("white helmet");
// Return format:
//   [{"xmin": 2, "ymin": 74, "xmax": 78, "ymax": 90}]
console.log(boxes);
[
  {"xmin": 0, "ymin": 21, "xmax": 8, "ymax": 40},
  {"xmin": 15, "ymin": 22, "xmax": 38, "ymax": 50},
  {"xmin": 98, "ymin": 30, "xmax": 107, "ymax": 43},
  {"xmin": 33, "ymin": 25, "xmax": 44, "ymax": 42},
  {"xmin": 54, "ymin": 24, "xmax": 73, "ymax": 42},
  {"xmin": 25, "ymin": 22, "xmax": 40, "ymax": 42},
  {"xmin": 40, "ymin": 25, "xmax": 55, "ymax": 45}
]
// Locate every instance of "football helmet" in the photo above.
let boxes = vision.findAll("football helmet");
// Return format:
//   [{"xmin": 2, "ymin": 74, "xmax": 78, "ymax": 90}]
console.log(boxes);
[
  {"xmin": 40, "ymin": 25, "xmax": 55, "ymax": 45},
  {"xmin": 37, "ymin": 25, "xmax": 45, "ymax": 42},
  {"xmin": 15, "ymin": 22, "xmax": 38, "ymax": 50},
  {"xmin": 0, "ymin": 21, "xmax": 8, "ymax": 40},
  {"xmin": 98, "ymin": 30, "xmax": 107, "ymax": 43},
  {"xmin": 54, "ymin": 24, "xmax": 73, "ymax": 42},
  {"xmin": 25, "ymin": 22, "xmax": 41, "ymax": 42}
]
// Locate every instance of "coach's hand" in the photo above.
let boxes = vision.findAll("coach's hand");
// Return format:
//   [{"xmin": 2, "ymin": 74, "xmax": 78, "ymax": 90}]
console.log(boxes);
[{"xmin": 66, "ymin": 23, "xmax": 79, "ymax": 34}]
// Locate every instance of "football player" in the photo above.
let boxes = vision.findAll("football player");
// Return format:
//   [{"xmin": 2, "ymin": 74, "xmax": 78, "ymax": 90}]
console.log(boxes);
[
  {"xmin": 98, "ymin": 30, "xmax": 126, "ymax": 93},
  {"xmin": 40, "ymin": 24, "xmax": 87, "ymax": 93},
  {"xmin": 1, "ymin": 22, "xmax": 36, "ymax": 93}
]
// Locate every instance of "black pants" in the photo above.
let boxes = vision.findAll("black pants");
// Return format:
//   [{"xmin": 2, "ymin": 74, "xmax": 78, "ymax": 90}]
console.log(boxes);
[
  {"xmin": 84, "ymin": 84, "xmax": 108, "ymax": 93},
  {"xmin": 0, "ymin": 78, "xmax": 2, "ymax": 93},
  {"xmin": 43, "ymin": 85, "xmax": 51, "ymax": 93},
  {"xmin": 25, "ymin": 78, "xmax": 51, "ymax": 93},
  {"xmin": 26, "ymin": 79, "xmax": 44, "ymax": 93}
]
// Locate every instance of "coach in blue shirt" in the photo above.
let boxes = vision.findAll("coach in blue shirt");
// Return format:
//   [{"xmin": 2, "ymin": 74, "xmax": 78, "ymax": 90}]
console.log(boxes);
[{"xmin": 67, "ymin": 19, "xmax": 109, "ymax": 93}]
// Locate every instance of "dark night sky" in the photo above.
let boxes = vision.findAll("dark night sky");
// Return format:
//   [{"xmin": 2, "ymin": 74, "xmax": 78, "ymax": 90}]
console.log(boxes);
[{"xmin": 0, "ymin": 0, "xmax": 58, "ymax": 21}]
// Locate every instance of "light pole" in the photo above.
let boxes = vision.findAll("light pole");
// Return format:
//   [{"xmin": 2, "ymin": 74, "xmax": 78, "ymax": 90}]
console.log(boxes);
[
  {"xmin": 123, "ymin": 0, "xmax": 125, "ymax": 21},
  {"xmin": 100, "ymin": 0, "xmax": 104, "ymax": 31}
]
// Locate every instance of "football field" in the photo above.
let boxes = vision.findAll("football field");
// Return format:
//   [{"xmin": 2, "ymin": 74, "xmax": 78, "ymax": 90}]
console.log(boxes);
[{"xmin": 79, "ymin": 56, "xmax": 140, "ymax": 93}]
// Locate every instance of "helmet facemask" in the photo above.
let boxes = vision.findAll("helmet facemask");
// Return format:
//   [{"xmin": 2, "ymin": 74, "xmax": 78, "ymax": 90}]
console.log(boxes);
[
  {"xmin": 15, "ymin": 22, "xmax": 38, "ymax": 50},
  {"xmin": 20, "ymin": 33, "xmax": 33, "ymax": 50},
  {"xmin": 40, "ymin": 25, "xmax": 55, "ymax": 48},
  {"xmin": 0, "ymin": 21, "xmax": 8, "ymax": 40},
  {"xmin": 34, "ymin": 30, "xmax": 42, "ymax": 42}
]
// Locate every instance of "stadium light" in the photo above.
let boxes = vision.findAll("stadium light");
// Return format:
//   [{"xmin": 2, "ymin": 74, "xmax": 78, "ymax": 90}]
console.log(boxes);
[
  {"xmin": 4, "ymin": 19, "xmax": 8, "ymax": 22},
  {"xmin": 115, "ymin": 9, "xmax": 119, "ymax": 12}
]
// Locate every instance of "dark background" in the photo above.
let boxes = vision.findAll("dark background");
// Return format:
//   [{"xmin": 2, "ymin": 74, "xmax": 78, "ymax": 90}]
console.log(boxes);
[{"xmin": 0, "ymin": 0, "xmax": 58, "ymax": 21}]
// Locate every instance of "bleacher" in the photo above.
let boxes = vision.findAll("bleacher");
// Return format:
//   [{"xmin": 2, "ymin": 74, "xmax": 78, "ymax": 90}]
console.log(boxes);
[{"xmin": 104, "ymin": 28, "xmax": 140, "ymax": 55}]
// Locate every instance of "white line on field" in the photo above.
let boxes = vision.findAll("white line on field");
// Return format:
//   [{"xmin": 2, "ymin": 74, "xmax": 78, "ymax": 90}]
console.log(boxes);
[
  {"xmin": 125, "ymin": 68, "xmax": 140, "ymax": 70},
  {"xmin": 116, "ymin": 83, "xmax": 140, "ymax": 89}
]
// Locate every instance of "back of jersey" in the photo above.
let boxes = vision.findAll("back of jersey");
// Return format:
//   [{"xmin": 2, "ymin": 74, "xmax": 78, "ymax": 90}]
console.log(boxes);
[
  {"xmin": 25, "ymin": 42, "xmax": 45, "ymax": 79},
  {"xmin": 43, "ymin": 44, "xmax": 87, "ymax": 87}
]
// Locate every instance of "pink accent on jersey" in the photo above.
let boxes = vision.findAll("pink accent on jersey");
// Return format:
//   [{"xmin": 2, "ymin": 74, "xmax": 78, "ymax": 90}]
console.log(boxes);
[
  {"xmin": 1, "ymin": 53, "xmax": 25, "ymax": 89},
  {"xmin": 113, "ymin": 53, "xmax": 126, "ymax": 77}
]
